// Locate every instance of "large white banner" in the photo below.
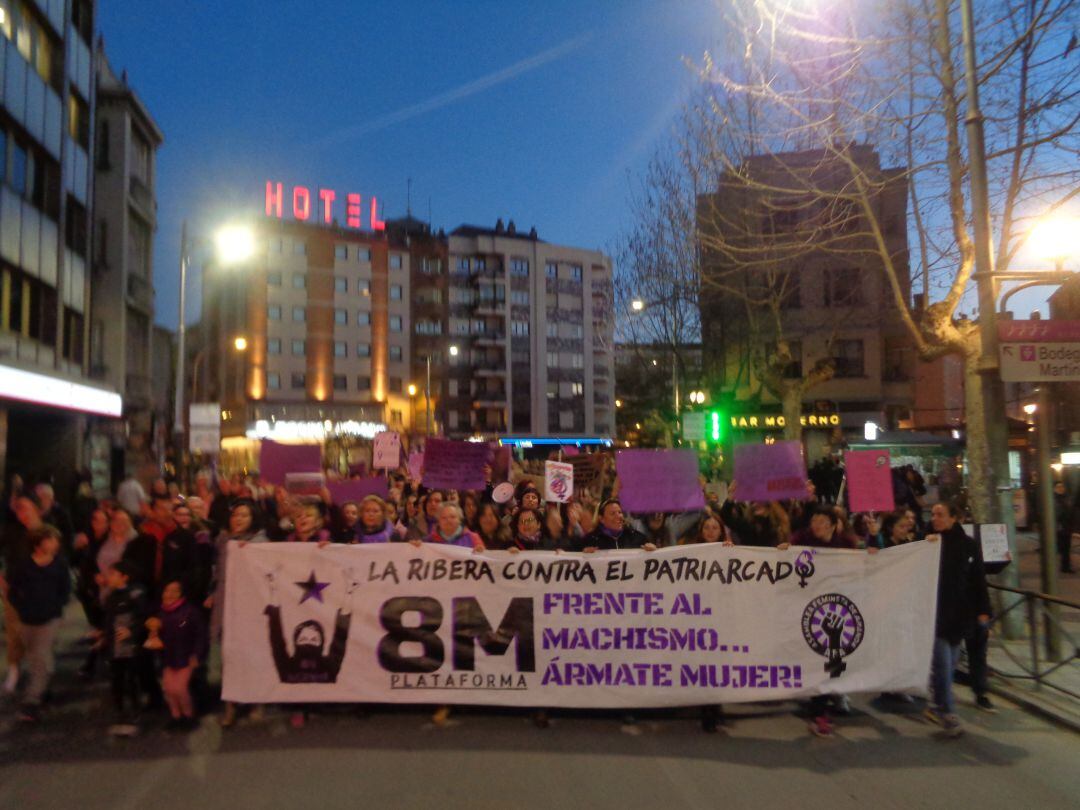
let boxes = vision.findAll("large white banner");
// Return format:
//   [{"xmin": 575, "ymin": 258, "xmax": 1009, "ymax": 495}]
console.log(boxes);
[{"xmin": 223, "ymin": 541, "xmax": 940, "ymax": 707}]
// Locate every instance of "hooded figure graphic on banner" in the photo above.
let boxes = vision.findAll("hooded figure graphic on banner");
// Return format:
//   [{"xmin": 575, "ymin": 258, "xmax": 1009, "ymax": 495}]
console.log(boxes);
[{"xmin": 263, "ymin": 566, "xmax": 360, "ymax": 684}]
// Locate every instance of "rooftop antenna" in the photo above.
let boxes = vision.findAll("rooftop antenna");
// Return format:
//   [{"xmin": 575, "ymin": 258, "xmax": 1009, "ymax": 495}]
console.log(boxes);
[{"xmin": 406, "ymin": 177, "xmax": 412, "ymax": 218}]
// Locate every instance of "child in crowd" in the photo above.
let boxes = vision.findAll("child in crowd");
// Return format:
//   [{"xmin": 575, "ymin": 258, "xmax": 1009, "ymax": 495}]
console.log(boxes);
[
  {"xmin": 157, "ymin": 579, "xmax": 207, "ymax": 730},
  {"xmin": 100, "ymin": 559, "xmax": 148, "ymax": 737},
  {"xmin": 7, "ymin": 525, "xmax": 70, "ymax": 722}
]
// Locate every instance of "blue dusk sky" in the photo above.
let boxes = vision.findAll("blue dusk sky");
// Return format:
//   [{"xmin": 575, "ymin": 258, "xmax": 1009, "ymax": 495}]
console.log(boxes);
[{"xmin": 96, "ymin": 0, "xmax": 723, "ymax": 329}]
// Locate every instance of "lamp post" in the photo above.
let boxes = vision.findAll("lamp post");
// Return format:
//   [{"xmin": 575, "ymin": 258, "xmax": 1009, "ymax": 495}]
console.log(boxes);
[{"xmin": 174, "ymin": 221, "xmax": 255, "ymax": 485}]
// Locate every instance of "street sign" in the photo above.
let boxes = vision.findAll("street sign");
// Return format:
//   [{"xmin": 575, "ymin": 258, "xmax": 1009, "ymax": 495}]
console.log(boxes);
[
  {"xmin": 682, "ymin": 412, "xmax": 705, "ymax": 441},
  {"xmin": 998, "ymin": 320, "xmax": 1080, "ymax": 382},
  {"xmin": 189, "ymin": 402, "xmax": 221, "ymax": 455}
]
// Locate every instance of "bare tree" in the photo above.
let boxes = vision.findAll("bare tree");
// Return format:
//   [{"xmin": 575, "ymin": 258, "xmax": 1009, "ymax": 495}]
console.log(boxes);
[{"xmin": 691, "ymin": 0, "xmax": 1079, "ymax": 519}]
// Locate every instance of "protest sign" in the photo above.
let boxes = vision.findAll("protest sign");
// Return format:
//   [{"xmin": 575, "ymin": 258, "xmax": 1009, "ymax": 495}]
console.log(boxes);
[
  {"xmin": 284, "ymin": 472, "xmax": 325, "ymax": 497},
  {"xmin": 327, "ymin": 478, "xmax": 389, "ymax": 504},
  {"xmin": 373, "ymin": 431, "xmax": 402, "ymax": 470},
  {"xmin": 422, "ymin": 438, "xmax": 492, "ymax": 491},
  {"xmin": 407, "ymin": 451, "xmax": 424, "ymax": 482},
  {"xmin": 544, "ymin": 461, "xmax": 574, "ymax": 503},
  {"xmin": 844, "ymin": 449, "xmax": 895, "ymax": 513},
  {"xmin": 259, "ymin": 441, "xmax": 321, "ymax": 486},
  {"xmin": 568, "ymin": 454, "xmax": 604, "ymax": 490},
  {"xmin": 963, "ymin": 523, "xmax": 1011, "ymax": 564},
  {"xmin": 616, "ymin": 449, "xmax": 705, "ymax": 513},
  {"xmin": 224, "ymin": 541, "xmax": 941, "ymax": 707},
  {"xmin": 732, "ymin": 441, "xmax": 809, "ymax": 502}
]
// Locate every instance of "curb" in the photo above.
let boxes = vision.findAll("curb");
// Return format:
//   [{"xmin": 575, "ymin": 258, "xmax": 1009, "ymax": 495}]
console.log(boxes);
[{"xmin": 987, "ymin": 679, "xmax": 1080, "ymax": 734}]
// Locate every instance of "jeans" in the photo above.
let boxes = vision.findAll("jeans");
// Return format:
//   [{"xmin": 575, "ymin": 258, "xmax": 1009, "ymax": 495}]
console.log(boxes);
[
  {"xmin": 18, "ymin": 619, "xmax": 60, "ymax": 704},
  {"xmin": 931, "ymin": 637, "xmax": 962, "ymax": 715}
]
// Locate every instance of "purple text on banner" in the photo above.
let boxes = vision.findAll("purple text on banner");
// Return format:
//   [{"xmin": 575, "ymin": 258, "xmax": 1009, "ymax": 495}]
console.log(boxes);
[
  {"xmin": 422, "ymin": 438, "xmax": 492, "ymax": 491},
  {"xmin": 615, "ymin": 449, "xmax": 705, "ymax": 513},
  {"xmin": 732, "ymin": 441, "xmax": 809, "ymax": 502},
  {"xmin": 844, "ymin": 449, "xmax": 895, "ymax": 513},
  {"xmin": 327, "ymin": 478, "xmax": 389, "ymax": 504},
  {"xmin": 259, "ymin": 441, "xmax": 321, "ymax": 486}
]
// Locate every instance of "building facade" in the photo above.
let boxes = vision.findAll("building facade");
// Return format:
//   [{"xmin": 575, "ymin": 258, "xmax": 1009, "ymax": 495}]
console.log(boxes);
[
  {"xmin": 87, "ymin": 39, "xmax": 162, "ymax": 490},
  {"xmin": 193, "ymin": 214, "xmax": 615, "ymax": 467},
  {"xmin": 0, "ymin": 0, "xmax": 121, "ymax": 496},
  {"xmin": 698, "ymin": 145, "xmax": 915, "ymax": 461}
]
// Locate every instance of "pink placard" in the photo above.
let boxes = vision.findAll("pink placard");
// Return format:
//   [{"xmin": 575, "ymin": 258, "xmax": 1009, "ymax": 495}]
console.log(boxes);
[
  {"xmin": 421, "ymin": 438, "xmax": 492, "ymax": 491},
  {"xmin": 615, "ymin": 449, "xmax": 705, "ymax": 513},
  {"xmin": 259, "ymin": 441, "xmax": 321, "ymax": 486},
  {"xmin": 732, "ymin": 441, "xmax": 809, "ymax": 502},
  {"xmin": 844, "ymin": 449, "xmax": 895, "ymax": 513},
  {"xmin": 998, "ymin": 320, "xmax": 1080, "ymax": 342}
]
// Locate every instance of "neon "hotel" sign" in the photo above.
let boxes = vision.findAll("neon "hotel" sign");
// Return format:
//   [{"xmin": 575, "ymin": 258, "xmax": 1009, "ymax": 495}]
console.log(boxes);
[{"xmin": 264, "ymin": 181, "xmax": 386, "ymax": 231}]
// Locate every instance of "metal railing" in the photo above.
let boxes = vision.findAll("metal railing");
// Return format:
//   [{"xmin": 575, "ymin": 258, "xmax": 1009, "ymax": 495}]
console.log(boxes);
[{"xmin": 985, "ymin": 583, "xmax": 1080, "ymax": 701}]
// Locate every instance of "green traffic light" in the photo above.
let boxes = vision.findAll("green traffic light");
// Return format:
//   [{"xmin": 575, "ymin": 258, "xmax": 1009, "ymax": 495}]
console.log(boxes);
[{"xmin": 709, "ymin": 410, "xmax": 725, "ymax": 442}]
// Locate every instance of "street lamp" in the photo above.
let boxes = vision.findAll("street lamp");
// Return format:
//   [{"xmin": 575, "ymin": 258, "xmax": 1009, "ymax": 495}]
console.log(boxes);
[
  {"xmin": 174, "ymin": 221, "xmax": 256, "ymax": 485},
  {"xmin": 407, "ymin": 383, "xmax": 417, "ymax": 397},
  {"xmin": 233, "ymin": 336, "xmax": 248, "ymax": 352},
  {"xmin": 1029, "ymin": 215, "xmax": 1080, "ymax": 270},
  {"xmin": 449, "ymin": 344, "xmax": 459, "ymax": 357},
  {"xmin": 631, "ymin": 298, "xmax": 645, "ymax": 312}
]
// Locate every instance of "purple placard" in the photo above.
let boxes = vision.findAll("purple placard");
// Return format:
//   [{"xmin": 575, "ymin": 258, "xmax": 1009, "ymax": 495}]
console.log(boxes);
[
  {"xmin": 407, "ymin": 451, "xmax": 424, "ymax": 482},
  {"xmin": 259, "ymin": 440, "xmax": 321, "ymax": 486},
  {"xmin": 732, "ymin": 441, "xmax": 809, "ymax": 502},
  {"xmin": 327, "ymin": 478, "xmax": 388, "ymax": 504},
  {"xmin": 422, "ymin": 438, "xmax": 492, "ymax": 491},
  {"xmin": 844, "ymin": 449, "xmax": 895, "ymax": 513},
  {"xmin": 615, "ymin": 449, "xmax": 705, "ymax": 513}
]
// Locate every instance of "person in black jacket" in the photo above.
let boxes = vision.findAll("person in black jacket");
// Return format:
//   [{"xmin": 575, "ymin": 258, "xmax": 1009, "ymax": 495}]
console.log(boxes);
[
  {"xmin": 121, "ymin": 511, "xmax": 201, "ymax": 606},
  {"xmin": 101, "ymin": 560, "xmax": 149, "ymax": 736},
  {"xmin": 926, "ymin": 501, "xmax": 991, "ymax": 737},
  {"xmin": 7, "ymin": 526, "xmax": 69, "ymax": 722},
  {"xmin": 575, "ymin": 499, "xmax": 652, "ymax": 551}
]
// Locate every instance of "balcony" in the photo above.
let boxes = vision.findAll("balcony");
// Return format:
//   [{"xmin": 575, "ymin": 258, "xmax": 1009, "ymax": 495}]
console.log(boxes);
[
  {"xmin": 474, "ymin": 363, "xmax": 507, "ymax": 376},
  {"xmin": 473, "ymin": 303, "xmax": 505, "ymax": 318},
  {"xmin": 473, "ymin": 332, "xmax": 506, "ymax": 347},
  {"xmin": 128, "ymin": 174, "xmax": 156, "ymax": 224},
  {"xmin": 127, "ymin": 273, "xmax": 153, "ymax": 313}
]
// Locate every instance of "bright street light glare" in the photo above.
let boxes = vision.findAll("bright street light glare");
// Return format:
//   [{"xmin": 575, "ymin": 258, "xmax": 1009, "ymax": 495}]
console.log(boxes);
[
  {"xmin": 1029, "ymin": 215, "xmax": 1080, "ymax": 265},
  {"xmin": 631, "ymin": 299, "xmax": 645, "ymax": 312},
  {"xmin": 407, "ymin": 384, "xmax": 417, "ymax": 396},
  {"xmin": 233, "ymin": 336, "xmax": 248, "ymax": 351},
  {"xmin": 215, "ymin": 225, "xmax": 256, "ymax": 265},
  {"xmin": 1023, "ymin": 403, "xmax": 1037, "ymax": 415},
  {"xmin": 449, "ymin": 345, "xmax": 459, "ymax": 357}
]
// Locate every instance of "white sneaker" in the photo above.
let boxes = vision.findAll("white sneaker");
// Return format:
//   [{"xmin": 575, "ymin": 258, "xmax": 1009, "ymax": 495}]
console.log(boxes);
[
  {"xmin": 3, "ymin": 667, "xmax": 18, "ymax": 694},
  {"xmin": 943, "ymin": 713, "xmax": 964, "ymax": 738}
]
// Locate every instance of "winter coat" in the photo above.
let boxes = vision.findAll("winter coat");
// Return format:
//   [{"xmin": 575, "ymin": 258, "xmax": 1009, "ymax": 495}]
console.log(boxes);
[
  {"xmin": 935, "ymin": 523, "xmax": 992, "ymax": 643},
  {"xmin": 789, "ymin": 527, "xmax": 860, "ymax": 550},
  {"xmin": 575, "ymin": 525, "xmax": 649, "ymax": 551},
  {"xmin": 424, "ymin": 526, "xmax": 484, "ymax": 550},
  {"xmin": 103, "ymin": 584, "xmax": 149, "ymax": 660},
  {"xmin": 159, "ymin": 598, "xmax": 208, "ymax": 670},
  {"xmin": 7, "ymin": 554, "xmax": 70, "ymax": 625}
]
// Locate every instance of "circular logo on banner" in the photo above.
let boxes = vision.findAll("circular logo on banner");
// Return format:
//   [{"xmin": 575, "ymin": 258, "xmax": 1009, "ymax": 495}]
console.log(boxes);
[
  {"xmin": 801, "ymin": 594, "xmax": 865, "ymax": 678},
  {"xmin": 492, "ymin": 483, "xmax": 515, "ymax": 504}
]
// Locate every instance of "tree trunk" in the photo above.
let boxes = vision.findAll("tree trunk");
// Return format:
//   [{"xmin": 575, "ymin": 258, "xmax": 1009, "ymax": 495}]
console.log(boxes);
[
  {"xmin": 782, "ymin": 386, "xmax": 803, "ymax": 442},
  {"xmin": 963, "ymin": 351, "xmax": 994, "ymax": 523}
]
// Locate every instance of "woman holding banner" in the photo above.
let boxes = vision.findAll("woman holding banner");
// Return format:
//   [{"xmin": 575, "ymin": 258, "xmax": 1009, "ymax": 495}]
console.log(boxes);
[
  {"xmin": 353, "ymin": 496, "xmax": 396, "ymax": 544},
  {"xmin": 475, "ymin": 503, "xmax": 513, "ymax": 550},
  {"xmin": 575, "ymin": 500, "xmax": 651, "ymax": 551}
]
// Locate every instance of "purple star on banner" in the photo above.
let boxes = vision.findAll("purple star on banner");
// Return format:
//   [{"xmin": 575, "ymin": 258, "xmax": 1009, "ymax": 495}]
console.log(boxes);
[{"xmin": 295, "ymin": 570, "xmax": 330, "ymax": 604}]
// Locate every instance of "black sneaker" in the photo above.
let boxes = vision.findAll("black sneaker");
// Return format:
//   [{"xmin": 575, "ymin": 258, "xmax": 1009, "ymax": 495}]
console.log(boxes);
[
  {"xmin": 16, "ymin": 704, "xmax": 41, "ymax": 723},
  {"xmin": 975, "ymin": 695, "xmax": 998, "ymax": 713}
]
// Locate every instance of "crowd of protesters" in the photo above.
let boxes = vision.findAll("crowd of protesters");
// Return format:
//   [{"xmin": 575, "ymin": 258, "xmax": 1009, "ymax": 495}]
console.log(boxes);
[{"xmin": 0, "ymin": 449, "xmax": 1030, "ymax": 740}]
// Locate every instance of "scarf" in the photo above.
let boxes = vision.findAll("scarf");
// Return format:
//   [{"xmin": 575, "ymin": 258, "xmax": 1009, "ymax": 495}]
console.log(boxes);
[{"xmin": 357, "ymin": 521, "xmax": 395, "ymax": 544}]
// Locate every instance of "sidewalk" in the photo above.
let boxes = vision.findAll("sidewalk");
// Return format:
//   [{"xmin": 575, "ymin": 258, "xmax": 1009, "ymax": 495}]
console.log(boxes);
[{"xmin": 981, "ymin": 532, "xmax": 1080, "ymax": 732}]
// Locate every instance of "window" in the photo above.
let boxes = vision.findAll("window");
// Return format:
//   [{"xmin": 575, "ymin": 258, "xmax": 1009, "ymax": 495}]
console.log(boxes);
[
  {"xmin": 546, "ymin": 352, "xmax": 559, "ymax": 368},
  {"xmin": 389, "ymin": 316, "xmax": 403, "ymax": 332},
  {"xmin": 357, "ymin": 248, "xmax": 371, "ymax": 262},
  {"xmin": 545, "ymin": 263, "xmax": 557, "ymax": 279},
  {"xmin": 267, "ymin": 271, "xmax": 282, "ymax": 287},
  {"xmin": 456, "ymin": 257, "xmax": 470, "ymax": 273},
  {"xmin": 293, "ymin": 241, "xmax": 306, "ymax": 256},
  {"xmin": 269, "ymin": 238, "xmax": 283, "ymax": 254},
  {"xmin": 334, "ymin": 245, "xmax": 347, "ymax": 260},
  {"xmin": 546, "ymin": 382, "xmax": 557, "ymax": 400},
  {"xmin": 10, "ymin": 140, "xmax": 27, "ymax": 195},
  {"xmin": 825, "ymin": 268, "xmax": 863, "ymax": 306},
  {"xmin": 389, "ymin": 254, "xmax": 403, "ymax": 270},
  {"xmin": 571, "ymin": 382, "xmax": 584, "ymax": 396},
  {"xmin": 391, "ymin": 409, "xmax": 403, "ymax": 425},
  {"xmin": 130, "ymin": 130, "xmax": 150, "ymax": 183},
  {"xmin": 292, "ymin": 307, "xmax": 306, "ymax": 322},
  {"xmin": 334, "ymin": 341, "xmax": 347, "ymax": 358},
  {"xmin": 570, "ymin": 265, "xmax": 582, "ymax": 282},
  {"xmin": 334, "ymin": 275, "xmax": 347, "ymax": 293},
  {"xmin": 570, "ymin": 324, "xmax": 584, "ymax": 338},
  {"xmin": 291, "ymin": 339, "xmax": 305, "ymax": 356},
  {"xmin": 389, "ymin": 346, "xmax": 403, "ymax": 361},
  {"xmin": 546, "ymin": 322, "xmax": 558, "ymax": 338},
  {"xmin": 421, "ymin": 258, "xmax": 441, "ymax": 274},
  {"xmin": 389, "ymin": 377, "xmax": 403, "ymax": 393},
  {"xmin": 267, "ymin": 338, "xmax": 281, "ymax": 355},
  {"xmin": 68, "ymin": 90, "xmax": 90, "ymax": 150},
  {"xmin": 267, "ymin": 305, "xmax": 282, "ymax": 321},
  {"xmin": 334, "ymin": 308, "xmax": 347, "ymax": 325},
  {"xmin": 570, "ymin": 354, "xmax": 584, "ymax": 369},
  {"xmin": 390, "ymin": 284, "xmax": 403, "ymax": 300},
  {"xmin": 267, "ymin": 372, "xmax": 281, "ymax": 391},
  {"xmin": 291, "ymin": 373, "xmax": 306, "ymax": 389},
  {"xmin": 448, "ymin": 380, "xmax": 459, "ymax": 397},
  {"xmin": 357, "ymin": 311, "xmax": 371, "ymax": 326},
  {"xmin": 357, "ymin": 375, "xmax": 371, "ymax": 391},
  {"xmin": 333, "ymin": 375, "xmax": 347, "ymax": 391},
  {"xmin": 832, "ymin": 339, "xmax": 865, "ymax": 377},
  {"xmin": 511, "ymin": 258, "xmax": 529, "ymax": 277},
  {"xmin": 511, "ymin": 290, "xmax": 529, "ymax": 305},
  {"xmin": 356, "ymin": 343, "xmax": 371, "ymax": 358},
  {"xmin": 358, "ymin": 279, "xmax": 370, "ymax": 296},
  {"xmin": 511, "ymin": 321, "xmax": 529, "ymax": 337},
  {"xmin": 416, "ymin": 320, "xmax": 442, "ymax": 335},
  {"xmin": 292, "ymin": 273, "xmax": 306, "ymax": 289},
  {"xmin": 475, "ymin": 258, "xmax": 486, "ymax": 271}
]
